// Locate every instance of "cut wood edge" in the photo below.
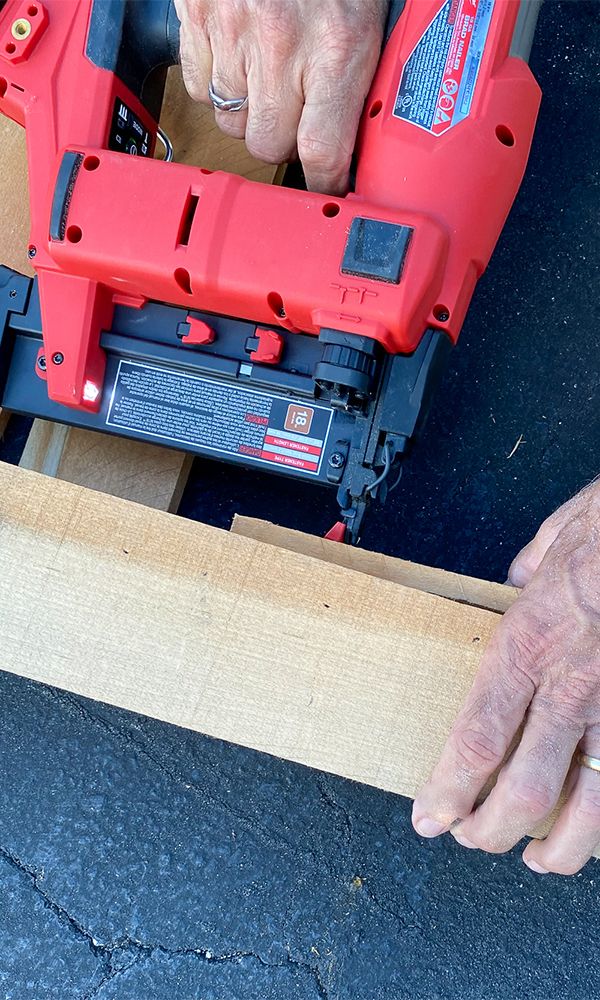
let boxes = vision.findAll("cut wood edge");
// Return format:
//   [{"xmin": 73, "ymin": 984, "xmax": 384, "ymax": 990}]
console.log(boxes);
[{"xmin": 231, "ymin": 516, "xmax": 520, "ymax": 614}]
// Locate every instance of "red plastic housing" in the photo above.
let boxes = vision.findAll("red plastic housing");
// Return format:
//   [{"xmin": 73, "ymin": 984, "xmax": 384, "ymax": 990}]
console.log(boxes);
[{"xmin": 0, "ymin": 0, "xmax": 541, "ymax": 412}]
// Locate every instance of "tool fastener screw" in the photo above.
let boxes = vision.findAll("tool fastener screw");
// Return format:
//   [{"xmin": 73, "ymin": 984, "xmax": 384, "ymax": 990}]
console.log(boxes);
[
  {"xmin": 28, "ymin": 247, "xmax": 36, "ymax": 259},
  {"xmin": 52, "ymin": 352, "xmax": 64, "ymax": 365},
  {"xmin": 37, "ymin": 355, "xmax": 47, "ymax": 371},
  {"xmin": 11, "ymin": 18, "xmax": 32, "ymax": 40},
  {"xmin": 328, "ymin": 452, "xmax": 345, "ymax": 469}
]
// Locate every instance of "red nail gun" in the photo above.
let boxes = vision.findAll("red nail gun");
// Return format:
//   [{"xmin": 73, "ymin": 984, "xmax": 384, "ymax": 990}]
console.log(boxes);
[{"xmin": 0, "ymin": 0, "xmax": 541, "ymax": 542}]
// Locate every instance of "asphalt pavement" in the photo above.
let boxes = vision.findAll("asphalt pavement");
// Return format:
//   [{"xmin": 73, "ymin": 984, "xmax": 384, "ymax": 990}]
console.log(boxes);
[{"xmin": 0, "ymin": 2, "xmax": 599, "ymax": 997}]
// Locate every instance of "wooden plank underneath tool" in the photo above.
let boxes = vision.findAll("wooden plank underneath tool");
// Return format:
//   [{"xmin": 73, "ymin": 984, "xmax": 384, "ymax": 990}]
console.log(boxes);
[
  {"xmin": 0, "ymin": 461, "xmax": 572, "ymax": 850},
  {"xmin": 19, "ymin": 423, "xmax": 193, "ymax": 511}
]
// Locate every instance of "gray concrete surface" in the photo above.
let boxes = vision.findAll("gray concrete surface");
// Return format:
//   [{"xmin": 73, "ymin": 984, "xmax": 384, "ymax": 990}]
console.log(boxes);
[{"xmin": 1, "ymin": 1, "xmax": 599, "ymax": 997}]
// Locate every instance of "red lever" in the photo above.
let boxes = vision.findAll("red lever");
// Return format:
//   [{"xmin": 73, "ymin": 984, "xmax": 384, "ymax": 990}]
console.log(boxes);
[
  {"xmin": 248, "ymin": 328, "xmax": 284, "ymax": 365},
  {"xmin": 182, "ymin": 316, "xmax": 215, "ymax": 346}
]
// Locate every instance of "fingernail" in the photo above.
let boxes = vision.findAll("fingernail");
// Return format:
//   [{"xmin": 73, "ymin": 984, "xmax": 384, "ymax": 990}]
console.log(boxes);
[
  {"xmin": 524, "ymin": 858, "xmax": 548, "ymax": 875},
  {"xmin": 452, "ymin": 830, "xmax": 477, "ymax": 849},
  {"xmin": 414, "ymin": 817, "xmax": 447, "ymax": 838}
]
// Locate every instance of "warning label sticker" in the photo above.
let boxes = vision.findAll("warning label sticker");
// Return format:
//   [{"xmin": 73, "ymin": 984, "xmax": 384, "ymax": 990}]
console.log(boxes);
[
  {"xmin": 394, "ymin": 0, "xmax": 494, "ymax": 135},
  {"xmin": 106, "ymin": 360, "xmax": 332, "ymax": 477}
]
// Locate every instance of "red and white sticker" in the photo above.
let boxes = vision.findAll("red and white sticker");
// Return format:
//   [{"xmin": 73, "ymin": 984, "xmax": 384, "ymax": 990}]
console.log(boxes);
[
  {"xmin": 394, "ymin": 0, "xmax": 495, "ymax": 135},
  {"xmin": 260, "ymin": 426, "xmax": 325, "ymax": 473}
]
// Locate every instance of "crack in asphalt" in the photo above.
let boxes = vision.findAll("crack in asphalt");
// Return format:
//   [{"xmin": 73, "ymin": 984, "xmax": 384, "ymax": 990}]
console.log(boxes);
[
  {"xmin": 30, "ymin": 685, "xmax": 423, "ymax": 959},
  {"xmin": 0, "ymin": 845, "xmax": 330, "ymax": 999},
  {"xmin": 43, "ymin": 686, "xmax": 307, "ymax": 859},
  {"xmin": 316, "ymin": 776, "xmax": 354, "ymax": 844}
]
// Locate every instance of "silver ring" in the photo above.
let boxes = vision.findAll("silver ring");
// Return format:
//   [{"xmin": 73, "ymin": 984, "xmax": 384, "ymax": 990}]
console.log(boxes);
[
  {"xmin": 156, "ymin": 126, "xmax": 173, "ymax": 163},
  {"xmin": 208, "ymin": 82, "xmax": 248, "ymax": 113},
  {"xmin": 577, "ymin": 752, "xmax": 600, "ymax": 773}
]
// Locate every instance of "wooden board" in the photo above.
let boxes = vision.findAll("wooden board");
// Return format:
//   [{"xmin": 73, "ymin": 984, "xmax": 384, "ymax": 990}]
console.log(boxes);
[
  {"xmin": 2, "ymin": 68, "xmax": 282, "ymax": 506},
  {"xmin": 0, "ymin": 460, "xmax": 573, "ymax": 850},
  {"xmin": 0, "ymin": 118, "xmax": 32, "ymax": 277},
  {"xmin": 19, "ymin": 422, "xmax": 193, "ymax": 510},
  {"xmin": 232, "ymin": 516, "xmax": 519, "ymax": 614}
]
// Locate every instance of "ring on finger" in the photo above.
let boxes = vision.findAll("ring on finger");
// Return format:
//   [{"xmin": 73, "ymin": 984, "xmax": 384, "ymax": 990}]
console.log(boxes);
[
  {"xmin": 577, "ymin": 751, "xmax": 600, "ymax": 773},
  {"xmin": 208, "ymin": 81, "xmax": 248, "ymax": 113}
]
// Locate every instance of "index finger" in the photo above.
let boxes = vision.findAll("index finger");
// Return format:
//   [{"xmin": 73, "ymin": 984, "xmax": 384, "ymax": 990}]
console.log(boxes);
[{"xmin": 411, "ymin": 610, "xmax": 537, "ymax": 837}]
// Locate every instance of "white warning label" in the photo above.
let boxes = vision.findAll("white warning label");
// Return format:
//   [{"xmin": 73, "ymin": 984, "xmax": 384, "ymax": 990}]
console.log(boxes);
[
  {"xmin": 105, "ymin": 360, "xmax": 333, "ymax": 477},
  {"xmin": 394, "ymin": 0, "xmax": 495, "ymax": 135}
]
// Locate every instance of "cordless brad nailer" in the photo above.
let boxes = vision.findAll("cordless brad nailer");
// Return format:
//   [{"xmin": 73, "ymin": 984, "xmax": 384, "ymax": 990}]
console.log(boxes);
[{"xmin": 0, "ymin": 0, "xmax": 541, "ymax": 541}]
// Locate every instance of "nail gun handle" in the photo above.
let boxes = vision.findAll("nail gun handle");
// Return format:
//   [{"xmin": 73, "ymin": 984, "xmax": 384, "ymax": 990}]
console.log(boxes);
[
  {"xmin": 354, "ymin": 0, "xmax": 542, "ymax": 338},
  {"xmin": 123, "ymin": 0, "xmax": 180, "ymax": 69}
]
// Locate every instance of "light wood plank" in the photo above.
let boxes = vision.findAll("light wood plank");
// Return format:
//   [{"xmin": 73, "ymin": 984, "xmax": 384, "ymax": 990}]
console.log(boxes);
[
  {"xmin": 0, "ymin": 119, "xmax": 33, "ymax": 277},
  {"xmin": 231, "ymin": 517, "xmax": 519, "ymax": 614},
  {"xmin": 0, "ymin": 461, "xmax": 573, "ymax": 851},
  {"xmin": 20, "ymin": 422, "xmax": 193, "ymax": 511},
  {"xmin": 3, "ymin": 67, "xmax": 283, "ymax": 505},
  {"xmin": 19, "ymin": 420, "xmax": 69, "ymax": 477}
]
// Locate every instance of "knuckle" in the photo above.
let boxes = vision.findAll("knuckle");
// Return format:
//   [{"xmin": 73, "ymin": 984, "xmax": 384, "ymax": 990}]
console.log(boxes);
[
  {"xmin": 535, "ymin": 673, "xmax": 596, "ymax": 727},
  {"xmin": 245, "ymin": 129, "xmax": 284, "ymax": 163},
  {"xmin": 245, "ymin": 100, "xmax": 294, "ymax": 162},
  {"xmin": 297, "ymin": 132, "xmax": 350, "ymax": 173},
  {"xmin": 451, "ymin": 726, "xmax": 505, "ymax": 773},
  {"xmin": 504, "ymin": 617, "xmax": 550, "ymax": 671},
  {"xmin": 216, "ymin": 114, "xmax": 246, "ymax": 139},
  {"xmin": 573, "ymin": 787, "xmax": 600, "ymax": 825},
  {"xmin": 491, "ymin": 610, "xmax": 554, "ymax": 686},
  {"xmin": 317, "ymin": 16, "xmax": 377, "ymax": 64},
  {"xmin": 246, "ymin": 102, "xmax": 280, "ymax": 140},
  {"xmin": 321, "ymin": 34, "xmax": 357, "ymax": 67},
  {"xmin": 509, "ymin": 779, "xmax": 555, "ymax": 818}
]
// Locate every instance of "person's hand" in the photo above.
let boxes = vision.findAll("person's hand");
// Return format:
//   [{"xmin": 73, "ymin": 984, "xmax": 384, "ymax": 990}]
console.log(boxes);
[
  {"xmin": 412, "ymin": 479, "xmax": 600, "ymax": 875},
  {"xmin": 174, "ymin": 0, "xmax": 388, "ymax": 193}
]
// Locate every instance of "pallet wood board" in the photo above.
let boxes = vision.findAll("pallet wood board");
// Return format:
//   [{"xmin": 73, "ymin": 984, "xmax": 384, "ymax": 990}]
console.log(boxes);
[
  {"xmin": 19, "ymin": 422, "xmax": 194, "ymax": 511},
  {"xmin": 0, "ymin": 461, "xmax": 572, "ymax": 851},
  {"xmin": 232, "ymin": 516, "xmax": 519, "ymax": 614}
]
